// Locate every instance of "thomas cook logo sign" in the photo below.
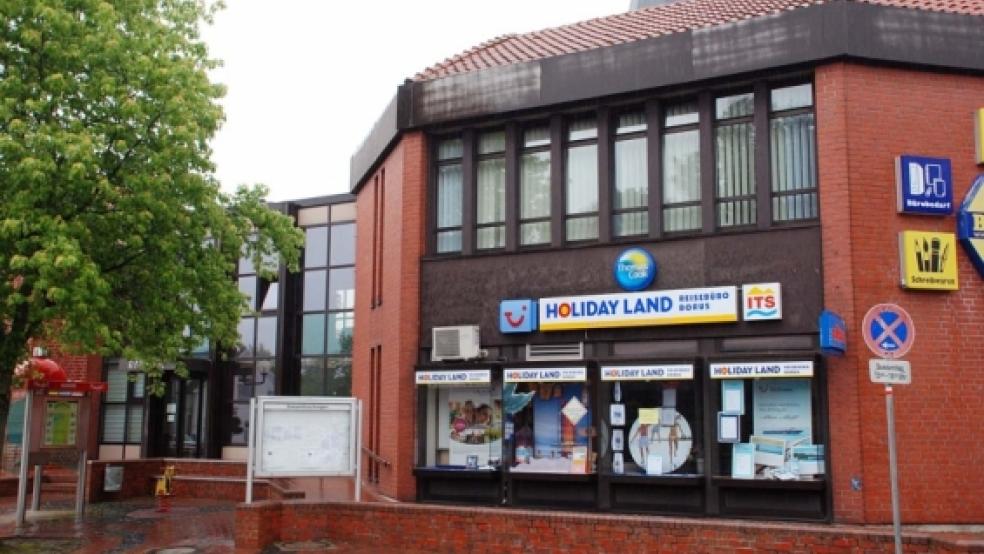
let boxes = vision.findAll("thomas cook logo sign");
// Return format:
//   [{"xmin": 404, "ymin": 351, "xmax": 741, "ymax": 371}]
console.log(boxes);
[
  {"xmin": 613, "ymin": 248, "xmax": 656, "ymax": 291},
  {"xmin": 957, "ymin": 174, "xmax": 984, "ymax": 278}
]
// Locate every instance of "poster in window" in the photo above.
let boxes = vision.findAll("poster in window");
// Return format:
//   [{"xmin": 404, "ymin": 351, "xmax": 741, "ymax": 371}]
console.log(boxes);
[
  {"xmin": 43, "ymin": 400, "xmax": 79, "ymax": 447},
  {"xmin": 447, "ymin": 387, "xmax": 501, "ymax": 467},
  {"xmin": 511, "ymin": 383, "xmax": 591, "ymax": 473},
  {"xmin": 626, "ymin": 409, "xmax": 692, "ymax": 474},
  {"xmin": 752, "ymin": 378, "xmax": 812, "ymax": 443}
]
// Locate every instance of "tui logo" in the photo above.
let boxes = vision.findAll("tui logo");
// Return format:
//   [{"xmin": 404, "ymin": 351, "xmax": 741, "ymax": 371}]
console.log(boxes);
[
  {"xmin": 504, "ymin": 304, "xmax": 527, "ymax": 328},
  {"xmin": 499, "ymin": 299, "xmax": 537, "ymax": 334}
]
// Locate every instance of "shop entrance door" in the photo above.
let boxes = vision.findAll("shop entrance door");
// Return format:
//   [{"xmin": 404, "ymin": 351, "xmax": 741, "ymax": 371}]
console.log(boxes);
[{"xmin": 162, "ymin": 373, "xmax": 209, "ymax": 458}]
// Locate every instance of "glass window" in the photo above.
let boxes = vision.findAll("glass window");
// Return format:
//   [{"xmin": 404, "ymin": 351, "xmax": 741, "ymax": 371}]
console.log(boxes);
[
  {"xmin": 236, "ymin": 318, "xmax": 255, "ymax": 358},
  {"xmin": 327, "ymin": 312, "xmax": 354, "ymax": 355},
  {"xmin": 714, "ymin": 369, "xmax": 822, "ymax": 481},
  {"xmin": 771, "ymin": 83, "xmax": 813, "ymax": 112},
  {"xmin": 605, "ymin": 375, "xmax": 700, "ymax": 476},
  {"xmin": 565, "ymin": 143, "xmax": 599, "ymax": 241},
  {"xmin": 616, "ymin": 111, "xmax": 647, "ymax": 135},
  {"xmin": 568, "ymin": 118, "xmax": 598, "ymax": 141},
  {"xmin": 770, "ymin": 84, "xmax": 817, "ymax": 223},
  {"xmin": 301, "ymin": 313, "xmax": 326, "ymax": 356},
  {"xmin": 126, "ymin": 405, "xmax": 144, "ymax": 442},
  {"xmin": 329, "ymin": 223, "xmax": 355, "ymax": 266},
  {"xmin": 507, "ymin": 380, "xmax": 593, "ymax": 474},
  {"xmin": 238, "ymin": 276, "xmax": 256, "ymax": 312},
  {"xmin": 254, "ymin": 360, "xmax": 277, "ymax": 397},
  {"xmin": 304, "ymin": 227, "xmax": 328, "ymax": 268},
  {"xmin": 436, "ymin": 137, "xmax": 463, "ymax": 254},
  {"xmin": 662, "ymin": 129, "xmax": 701, "ymax": 232},
  {"xmin": 436, "ymin": 163, "xmax": 463, "ymax": 253},
  {"xmin": 303, "ymin": 269, "xmax": 327, "ymax": 311},
  {"xmin": 477, "ymin": 153, "xmax": 506, "ymax": 250},
  {"xmin": 232, "ymin": 363, "xmax": 254, "ymax": 401},
  {"xmin": 715, "ymin": 92, "xmax": 756, "ymax": 228},
  {"xmin": 229, "ymin": 403, "xmax": 250, "ymax": 445},
  {"xmin": 478, "ymin": 130, "xmax": 505, "ymax": 154},
  {"xmin": 325, "ymin": 357, "xmax": 352, "ymax": 396},
  {"xmin": 524, "ymin": 125, "xmax": 550, "ymax": 148},
  {"xmin": 520, "ymin": 150, "xmax": 551, "ymax": 246},
  {"xmin": 102, "ymin": 405, "xmax": 125, "ymax": 443},
  {"xmin": 300, "ymin": 358, "xmax": 325, "ymax": 396},
  {"xmin": 328, "ymin": 267, "xmax": 355, "ymax": 310},
  {"xmin": 417, "ymin": 377, "xmax": 502, "ymax": 470},
  {"xmin": 715, "ymin": 93, "xmax": 754, "ymax": 120},
  {"xmin": 613, "ymin": 111, "xmax": 648, "ymax": 238},
  {"xmin": 260, "ymin": 281, "xmax": 279, "ymax": 311},
  {"xmin": 664, "ymin": 101, "xmax": 698, "ymax": 127},
  {"xmin": 255, "ymin": 316, "xmax": 277, "ymax": 357},
  {"xmin": 100, "ymin": 360, "xmax": 146, "ymax": 444},
  {"xmin": 297, "ymin": 206, "xmax": 329, "ymax": 226}
]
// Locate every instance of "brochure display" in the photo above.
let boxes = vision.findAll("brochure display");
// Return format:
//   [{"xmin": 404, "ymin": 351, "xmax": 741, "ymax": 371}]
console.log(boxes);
[{"xmin": 627, "ymin": 410, "xmax": 693, "ymax": 475}]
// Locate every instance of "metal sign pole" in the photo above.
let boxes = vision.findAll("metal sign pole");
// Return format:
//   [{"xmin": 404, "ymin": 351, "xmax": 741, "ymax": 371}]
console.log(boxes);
[
  {"xmin": 76, "ymin": 449, "xmax": 87, "ymax": 521},
  {"xmin": 245, "ymin": 397, "xmax": 256, "ymax": 504},
  {"xmin": 886, "ymin": 385, "xmax": 902, "ymax": 554},
  {"xmin": 15, "ymin": 391, "xmax": 34, "ymax": 529}
]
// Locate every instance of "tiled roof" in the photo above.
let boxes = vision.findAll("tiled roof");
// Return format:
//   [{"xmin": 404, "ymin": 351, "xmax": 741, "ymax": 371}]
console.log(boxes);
[{"xmin": 414, "ymin": 0, "xmax": 984, "ymax": 81}]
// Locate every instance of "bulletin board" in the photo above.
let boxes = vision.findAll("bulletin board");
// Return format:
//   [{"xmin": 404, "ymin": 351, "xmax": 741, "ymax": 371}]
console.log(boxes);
[{"xmin": 252, "ymin": 396, "xmax": 360, "ymax": 477}]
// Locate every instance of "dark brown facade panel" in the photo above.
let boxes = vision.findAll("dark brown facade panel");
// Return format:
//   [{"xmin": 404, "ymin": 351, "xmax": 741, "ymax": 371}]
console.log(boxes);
[{"xmin": 418, "ymin": 226, "xmax": 822, "ymax": 349}]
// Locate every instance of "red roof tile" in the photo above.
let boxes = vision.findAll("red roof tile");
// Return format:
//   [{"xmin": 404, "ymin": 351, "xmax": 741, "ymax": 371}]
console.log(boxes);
[{"xmin": 414, "ymin": 0, "xmax": 984, "ymax": 81}]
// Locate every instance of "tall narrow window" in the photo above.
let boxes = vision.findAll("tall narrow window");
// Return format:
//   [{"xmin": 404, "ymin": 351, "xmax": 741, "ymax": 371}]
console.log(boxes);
[
  {"xmin": 565, "ymin": 117, "xmax": 599, "ymax": 241},
  {"xmin": 435, "ymin": 138, "xmax": 463, "ymax": 253},
  {"xmin": 476, "ymin": 131, "xmax": 506, "ymax": 249},
  {"xmin": 613, "ymin": 111, "xmax": 648, "ymax": 237},
  {"xmin": 770, "ymin": 83, "xmax": 817, "ymax": 222},
  {"xmin": 662, "ymin": 101, "xmax": 701, "ymax": 233},
  {"xmin": 715, "ymin": 92, "xmax": 756, "ymax": 228},
  {"xmin": 520, "ymin": 125, "xmax": 551, "ymax": 246}
]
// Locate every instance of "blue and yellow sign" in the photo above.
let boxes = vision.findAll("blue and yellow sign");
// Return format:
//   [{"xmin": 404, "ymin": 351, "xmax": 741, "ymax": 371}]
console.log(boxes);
[
  {"xmin": 898, "ymin": 230, "xmax": 958, "ymax": 290},
  {"xmin": 957, "ymin": 174, "xmax": 984, "ymax": 278},
  {"xmin": 613, "ymin": 248, "xmax": 656, "ymax": 291},
  {"xmin": 499, "ymin": 299, "xmax": 537, "ymax": 333}
]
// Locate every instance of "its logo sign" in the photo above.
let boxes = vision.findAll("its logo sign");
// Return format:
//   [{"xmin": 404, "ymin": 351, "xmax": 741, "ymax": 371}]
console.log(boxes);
[
  {"xmin": 499, "ymin": 299, "xmax": 537, "ymax": 334},
  {"xmin": 899, "ymin": 230, "xmax": 959, "ymax": 290},
  {"xmin": 742, "ymin": 283, "xmax": 782, "ymax": 321},
  {"xmin": 958, "ymin": 174, "xmax": 984, "ymax": 278},
  {"xmin": 614, "ymin": 248, "xmax": 656, "ymax": 291}
]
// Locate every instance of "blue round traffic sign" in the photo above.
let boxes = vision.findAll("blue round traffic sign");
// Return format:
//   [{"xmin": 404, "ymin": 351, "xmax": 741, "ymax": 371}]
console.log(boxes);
[{"xmin": 861, "ymin": 304, "xmax": 915, "ymax": 359}]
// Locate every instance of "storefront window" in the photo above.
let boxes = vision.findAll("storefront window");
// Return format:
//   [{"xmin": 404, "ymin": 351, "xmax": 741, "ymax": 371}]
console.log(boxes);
[
  {"xmin": 504, "ymin": 367, "xmax": 593, "ymax": 474},
  {"xmin": 710, "ymin": 360, "xmax": 823, "ymax": 481},
  {"xmin": 416, "ymin": 369, "xmax": 502, "ymax": 470},
  {"xmin": 602, "ymin": 364, "xmax": 700, "ymax": 476}
]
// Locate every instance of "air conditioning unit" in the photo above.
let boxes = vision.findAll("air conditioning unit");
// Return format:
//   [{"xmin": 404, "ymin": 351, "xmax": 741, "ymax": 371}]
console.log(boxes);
[{"xmin": 431, "ymin": 325, "xmax": 482, "ymax": 362}]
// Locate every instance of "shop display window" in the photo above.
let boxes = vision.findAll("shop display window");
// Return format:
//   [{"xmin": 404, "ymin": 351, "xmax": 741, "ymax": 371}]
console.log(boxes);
[
  {"xmin": 603, "ymin": 365, "xmax": 700, "ymax": 476},
  {"xmin": 504, "ymin": 368, "xmax": 594, "ymax": 474},
  {"xmin": 711, "ymin": 360, "xmax": 824, "ymax": 481},
  {"xmin": 417, "ymin": 370, "xmax": 502, "ymax": 470}
]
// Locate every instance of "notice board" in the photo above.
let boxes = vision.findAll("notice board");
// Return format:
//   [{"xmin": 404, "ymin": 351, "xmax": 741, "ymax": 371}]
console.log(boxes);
[{"xmin": 253, "ymin": 396, "xmax": 359, "ymax": 477}]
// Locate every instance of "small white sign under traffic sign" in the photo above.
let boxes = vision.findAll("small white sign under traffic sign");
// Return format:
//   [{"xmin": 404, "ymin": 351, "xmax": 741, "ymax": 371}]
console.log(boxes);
[{"xmin": 869, "ymin": 359, "xmax": 912, "ymax": 385}]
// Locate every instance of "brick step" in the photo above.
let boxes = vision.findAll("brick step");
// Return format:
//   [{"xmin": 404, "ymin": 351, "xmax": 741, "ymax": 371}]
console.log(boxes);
[
  {"xmin": 42, "ymin": 482, "xmax": 78, "ymax": 493},
  {"xmin": 151, "ymin": 474, "xmax": 304, "ymax": 501}
]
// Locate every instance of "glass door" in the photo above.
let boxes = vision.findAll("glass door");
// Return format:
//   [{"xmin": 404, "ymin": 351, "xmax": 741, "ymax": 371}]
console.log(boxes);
[{"xmin": 161, "ymin": 373, "xmax": 209, "ymax": 458}]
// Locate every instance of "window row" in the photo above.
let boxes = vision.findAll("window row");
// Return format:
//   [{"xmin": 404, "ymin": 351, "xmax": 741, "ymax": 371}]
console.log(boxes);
[
  {"xmin": 433, "ymin": 83, "xmax": 816, "ymax": 253},
  {"xmin": 416, "ymin": 363, "xmax": 823, "ymax": 481}
]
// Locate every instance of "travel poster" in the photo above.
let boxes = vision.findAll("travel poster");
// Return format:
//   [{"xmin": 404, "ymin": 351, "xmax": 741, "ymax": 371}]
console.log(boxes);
[
  {"xmin": 447, "ymin": 387, "xmax": 501, "ymax": 466},
  {"xmin": 752, "ymin": 378, "xmax": 812, "ymax": 443}
]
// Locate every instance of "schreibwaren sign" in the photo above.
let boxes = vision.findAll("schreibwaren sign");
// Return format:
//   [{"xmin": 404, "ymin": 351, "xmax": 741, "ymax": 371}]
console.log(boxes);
[{"xmin": 538, "ymin": 286, "xmax": 737, "ymax": 331}]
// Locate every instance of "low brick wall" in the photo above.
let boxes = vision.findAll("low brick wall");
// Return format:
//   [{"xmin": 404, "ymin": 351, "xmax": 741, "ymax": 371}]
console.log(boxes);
[
  {"xmin": 86, "ymin": 458, "xmax": 291, "ymax": 503},
  {"xmin": 235, "ymin": 501, "xmax": 984, "ymax": 553}
]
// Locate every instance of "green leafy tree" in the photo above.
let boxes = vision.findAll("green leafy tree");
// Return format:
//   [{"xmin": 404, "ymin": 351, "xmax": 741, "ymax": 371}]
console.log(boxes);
[{"xmin": 0, "ymin": 0, "xmax": 304, "ymax": 443}]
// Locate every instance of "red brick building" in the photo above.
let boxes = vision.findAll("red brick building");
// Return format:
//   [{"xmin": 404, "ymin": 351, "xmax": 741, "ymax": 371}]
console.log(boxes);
[{"xmin": 350, "ymin": 0, "xmax": 984, "ymax": 524}]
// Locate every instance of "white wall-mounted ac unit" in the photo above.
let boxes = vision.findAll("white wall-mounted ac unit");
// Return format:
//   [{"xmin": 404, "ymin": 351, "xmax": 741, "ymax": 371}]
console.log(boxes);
[{"xmin": 431, "ymin": 325, "xmax": 482, "ymax": 362}]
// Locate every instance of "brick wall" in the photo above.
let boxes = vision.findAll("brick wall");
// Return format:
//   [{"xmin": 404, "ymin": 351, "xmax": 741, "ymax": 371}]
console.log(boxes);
[
  {"xmin": 352, "ymin": 131, "xmax": 428, "ymax": 501},
  {"xmin": 235, "ymin": 500, "xmax": 981, "ymax": 553},
  {"xmin": 816, "ymin": 62, "xmax": 984, "ymax": 524}
]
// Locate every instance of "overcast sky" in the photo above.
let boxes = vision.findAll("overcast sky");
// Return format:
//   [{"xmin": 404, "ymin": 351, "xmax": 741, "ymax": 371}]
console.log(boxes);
[{"xmin": 201, "ymin": 0, "xmax": 629, "ymax": 202}]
